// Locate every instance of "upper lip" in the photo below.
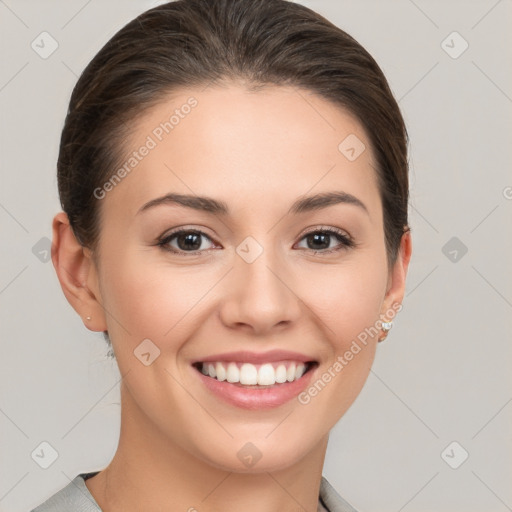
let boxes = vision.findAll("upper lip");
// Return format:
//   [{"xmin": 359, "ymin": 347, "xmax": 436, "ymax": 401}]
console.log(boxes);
[{"xmin": 191, "ymin": 349, "xmax": 316, "ymax": 365}]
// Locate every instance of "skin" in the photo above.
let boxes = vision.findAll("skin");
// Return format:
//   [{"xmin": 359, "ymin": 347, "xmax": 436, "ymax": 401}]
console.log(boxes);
[{"xmin": 52, "ymin": 82, "xmax": 412, "ymax": 512}]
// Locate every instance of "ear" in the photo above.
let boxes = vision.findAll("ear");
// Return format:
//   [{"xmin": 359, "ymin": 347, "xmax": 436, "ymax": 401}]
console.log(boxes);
[
  {"xmin": 381, "ymin": 229, "xmax": 412, "ymax": 317},
  {"xmin": 51, "ymin": 212, "xmax": 108, "ymax": 332}
]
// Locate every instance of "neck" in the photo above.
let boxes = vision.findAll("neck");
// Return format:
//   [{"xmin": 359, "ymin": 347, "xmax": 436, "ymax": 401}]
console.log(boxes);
[{"xmin": 86, "ymin": 382, "xmax": 328, "ymax": 512}]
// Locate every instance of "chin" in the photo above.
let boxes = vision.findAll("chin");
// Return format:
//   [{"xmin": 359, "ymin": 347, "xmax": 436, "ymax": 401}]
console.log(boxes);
[{"xmin": 194, "ymin": 431, "xmax": 319, "ymax": 474}]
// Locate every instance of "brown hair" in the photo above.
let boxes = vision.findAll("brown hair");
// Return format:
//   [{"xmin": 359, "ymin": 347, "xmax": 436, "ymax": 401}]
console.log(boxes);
[{"xmin": 58, "ymin": 0, "xmax": 409, "ymax": 346}]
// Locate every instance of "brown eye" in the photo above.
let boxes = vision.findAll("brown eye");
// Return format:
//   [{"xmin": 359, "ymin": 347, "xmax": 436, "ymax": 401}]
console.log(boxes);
[
  {"xmin": 305, "ymin": 232, "xmax": 331, "ymax": 250},
  {"xmin": 296, "ymin": 228, "xmax": 354, "ymax": 253},
  {"xmin": 158, "ymin": 229, "xmax": 216, "ymax": 254}
]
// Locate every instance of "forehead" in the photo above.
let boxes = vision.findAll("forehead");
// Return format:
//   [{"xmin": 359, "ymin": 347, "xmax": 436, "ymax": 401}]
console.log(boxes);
[{"xmin": 101, "ymin": 82, "xmax": 380, "ymax": 221}]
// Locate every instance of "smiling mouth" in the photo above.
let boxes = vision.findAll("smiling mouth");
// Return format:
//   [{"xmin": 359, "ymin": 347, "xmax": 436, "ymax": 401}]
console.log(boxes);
[{"xmin": 192, "ymin": 360, "xmax": 318, "ymax": 387}]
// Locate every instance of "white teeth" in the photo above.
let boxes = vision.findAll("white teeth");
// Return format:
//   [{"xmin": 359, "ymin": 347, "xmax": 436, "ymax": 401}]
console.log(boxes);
[
  {"xmin": 275, "ymin": 364, "xmax": 287, "ymax": 383},
  {"xmin": 215, "ymin": 362, "xmax": 226, "ymax": 382},
  {"xmin": 226, "ymin": 362, "xmax": 240, "ymax": 383},
  {"xmin": 286, "ymin": 363, "xmax": 296, "ymax": 382},
  {"xmin": 295, "ymin": 363, "xmax": 306, "ymax": 379},
  {"xmin": 239, "ymin": 363, "xmax": 258, "ymax": 385},
  {"xmin": 198, "ymin": 360, "xmax": 310, "ymax": 385},
  {"xmin": 258, "ymin": 363, "xmax": 275, "ymax": 385}
]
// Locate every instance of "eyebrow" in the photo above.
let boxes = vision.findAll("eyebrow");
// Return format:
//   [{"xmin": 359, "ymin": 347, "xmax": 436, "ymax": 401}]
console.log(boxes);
[{"xmin": 137, "ymin": 191, "xmax": 368, "ymax": 216}]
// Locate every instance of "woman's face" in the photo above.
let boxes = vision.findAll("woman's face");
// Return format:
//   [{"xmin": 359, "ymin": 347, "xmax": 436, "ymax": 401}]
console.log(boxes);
[{"xmin": 84, "ymin": 83, "xmax": 409, "ymax": 472}]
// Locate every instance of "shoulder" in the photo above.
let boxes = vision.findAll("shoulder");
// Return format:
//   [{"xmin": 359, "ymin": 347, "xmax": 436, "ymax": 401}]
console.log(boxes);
[
  {"xmin": 319, "ymin": 476, "xmax": 359, "ymax": 512},
  {"xmin": 31, "ymin": 473, "xmax": 102, "ymax": 512}
]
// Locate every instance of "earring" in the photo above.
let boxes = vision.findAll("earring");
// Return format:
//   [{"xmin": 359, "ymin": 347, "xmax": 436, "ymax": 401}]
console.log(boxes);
[
  {"xmin": 86, "ymin": 316, "xmax": 92, "ymax": 321},
  {"xmin": 379, "ymin": 321, "xmax": 393, "ymax": 342}
]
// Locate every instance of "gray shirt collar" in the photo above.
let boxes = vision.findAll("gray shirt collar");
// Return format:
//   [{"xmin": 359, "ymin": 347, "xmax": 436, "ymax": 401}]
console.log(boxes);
[{"xmin": 32, "ymin": 472, "xmax": 358, "ymax": 512}]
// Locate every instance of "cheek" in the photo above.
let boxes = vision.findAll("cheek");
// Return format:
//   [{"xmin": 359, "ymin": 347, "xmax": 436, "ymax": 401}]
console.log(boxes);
[
  {"xmin": 98, "ymin": 249, "xmax": 224, "ymax": 349},
  {"xmin": 298, "ymin": 258, "xmax": 388, "ymax": 347},
  {"xmin": 292, "ymin": 263, "xmax": 386, "ymax": 428}
]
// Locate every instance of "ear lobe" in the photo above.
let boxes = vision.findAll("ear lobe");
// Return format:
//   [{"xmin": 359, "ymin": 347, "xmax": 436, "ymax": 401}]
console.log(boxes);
[{"xmin": 51, "ymin": 212, "xmax": 108, "ymax": 332}]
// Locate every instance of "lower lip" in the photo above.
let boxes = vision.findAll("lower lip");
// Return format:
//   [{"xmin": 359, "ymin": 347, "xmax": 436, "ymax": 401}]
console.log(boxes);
[{"xmin": 194, "ymin": 365, "xmax": 316, "ymax": 410}]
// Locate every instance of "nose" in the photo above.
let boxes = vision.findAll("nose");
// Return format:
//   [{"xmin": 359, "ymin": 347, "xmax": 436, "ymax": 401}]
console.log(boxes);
[{"xmin": 218, "ymin": 242, "xmax": 302, "ymax": 335}]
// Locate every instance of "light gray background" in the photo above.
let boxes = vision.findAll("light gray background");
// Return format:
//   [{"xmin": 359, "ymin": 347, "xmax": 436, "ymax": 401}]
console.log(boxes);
[{"xmin": 1, "ymin": 1, "xmax": 511, "ymax": 511}]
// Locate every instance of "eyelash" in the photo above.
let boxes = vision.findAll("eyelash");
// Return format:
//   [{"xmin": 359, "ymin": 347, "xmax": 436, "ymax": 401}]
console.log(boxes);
[{"xmin": 156, "ymin": 226, "xmax": 355, "ymax": 256}]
